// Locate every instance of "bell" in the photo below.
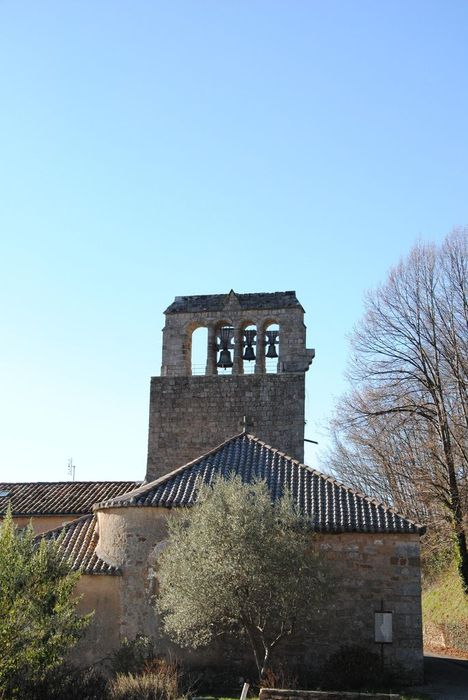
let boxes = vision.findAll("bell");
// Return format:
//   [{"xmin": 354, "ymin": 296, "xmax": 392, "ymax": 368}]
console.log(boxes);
[
  {"xmin": 242, "ymin": 329, "xmax": 256, "ymax": 362},
  {"xmin": 243, "ymin": 345, "xmax": 256, "ymax": 361},
  {"xmin": 219, "ymin": 326, "xmax": 234, "ymax": 345},
  {"xmin": 265, "ymin": 330, "xmax": 279, "ymax": 359},
  {"xmin": 216, "ymin": 326, "xmax": 234, "ymax": 368},
  {"xmin": 217, "ymin": 349, "xmax": 233, "ymax": 368}
]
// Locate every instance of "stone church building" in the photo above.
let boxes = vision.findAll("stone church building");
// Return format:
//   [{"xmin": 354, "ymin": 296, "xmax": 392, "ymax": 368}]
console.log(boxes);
[{"xmin": 0, "ymin": 291, "xmax": 425, "ymax": 682}]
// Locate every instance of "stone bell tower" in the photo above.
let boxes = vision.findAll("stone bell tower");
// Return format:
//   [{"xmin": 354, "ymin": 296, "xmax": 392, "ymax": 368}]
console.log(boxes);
[{"xmin": 145, "ymin": 290, "xmax": 314, "ymax": 481}]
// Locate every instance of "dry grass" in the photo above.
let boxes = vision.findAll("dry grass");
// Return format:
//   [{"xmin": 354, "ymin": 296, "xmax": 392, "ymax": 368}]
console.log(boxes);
[{"xmin": 108, "ymin": 658, "xmax": 182, "ymax": 700}]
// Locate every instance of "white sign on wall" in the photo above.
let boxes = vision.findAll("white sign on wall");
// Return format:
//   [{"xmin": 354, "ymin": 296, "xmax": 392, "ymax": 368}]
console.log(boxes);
[{"xmin": 374, "ymin": 611, "xmax": 393, "ymax": 643}]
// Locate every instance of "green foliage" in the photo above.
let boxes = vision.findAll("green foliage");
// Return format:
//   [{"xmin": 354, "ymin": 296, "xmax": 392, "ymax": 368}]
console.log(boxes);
[
  {"xmin": 25, "ymin": 664, "xmax": 108, "ymax": 700},
  {"xmin": 0, "ymin": 508, "xmax": 90, "ymax": 698},
  {"xmin": 423, "ymin": 564, "xmax": 468, "ymax": 624},
  {"xmin": 111, "ymin": 636, "xmax": 157, "ymax": 675},
  {"xmin": 156, "ymin": 475, "xmax": 328, "ymax": 679},
  {"xmin": 423, "ymin": 564, "xmax": 468, "ymax": 651}
]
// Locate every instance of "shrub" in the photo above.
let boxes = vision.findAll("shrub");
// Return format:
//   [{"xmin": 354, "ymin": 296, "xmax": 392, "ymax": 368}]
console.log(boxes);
[
  {"xmin": 111, "ymin": 636, "xmax": 157, "ymax": 675},
  {"xmin": 108, "ymin": 658, "xmax": 183, "ymax": 700},
  {"xmin": 0, "ymin": 509, "xmax": 90, "ymax": 698},
  {"xmin": 23, "ymin": 664, "xmax": 108, "ymax": 700},
  {"xmin": 191, "ymin": 665, "xmax": 245, "ymax": 695},
  {"xmin": 260, "ymin": 666, "xmax": 299, "ymax": 690}
]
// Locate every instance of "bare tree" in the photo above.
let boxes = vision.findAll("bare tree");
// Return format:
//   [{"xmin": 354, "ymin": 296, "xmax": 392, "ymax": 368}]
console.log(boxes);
[{"xmin": 328, "ymin": 229, "xmax": 468, "ymax": 591}]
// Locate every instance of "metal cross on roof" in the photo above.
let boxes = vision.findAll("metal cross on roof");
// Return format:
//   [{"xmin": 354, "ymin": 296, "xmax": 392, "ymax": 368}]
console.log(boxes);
[{"xmin": 240, "ymin": 415, "xmax": 255, "ymax": 433}]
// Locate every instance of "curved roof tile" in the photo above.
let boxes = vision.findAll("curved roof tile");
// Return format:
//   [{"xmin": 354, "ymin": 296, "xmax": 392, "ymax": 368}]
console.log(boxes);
[
  {"xmin": 94, "ymin": 433, "xmax": 425, "ymax": 535},
  {"xmin": 0, "ymin": 481, "xmax": 141, "ymax": 516},
  {"xmin": 38, "ymin": 514, "xmax": 120, "ymax": 575}
]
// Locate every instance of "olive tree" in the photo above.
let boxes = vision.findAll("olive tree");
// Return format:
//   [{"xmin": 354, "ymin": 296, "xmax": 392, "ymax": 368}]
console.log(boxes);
[
  {"xmin": 156, "ymin": 475, "xmax": 327, "ymax": 680},
  {"xmin": 0, "ymin": 508, "xmax": 90, "ymax": 698}
]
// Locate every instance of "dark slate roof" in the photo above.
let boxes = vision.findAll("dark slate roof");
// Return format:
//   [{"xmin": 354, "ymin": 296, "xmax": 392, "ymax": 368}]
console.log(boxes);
[
  {"xmin": 0, "ymin": 481, "xmax": 141, "ymax": 517},
  {"xmin": 165, "ymin": 291, "xmax": 302, "ymax": 314},
  {"xmin": 39, "ymin": 514, "xmax": 120, "ymax": 575},
  {"xmin": 95, "ymin": 434, "xmax": 425, "ymax": 535}
]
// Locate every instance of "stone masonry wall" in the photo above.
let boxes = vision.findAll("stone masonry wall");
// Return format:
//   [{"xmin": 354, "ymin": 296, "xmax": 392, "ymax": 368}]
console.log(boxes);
[
  {"xmin": 146, "ymin": 374, "xmax": 305, "ymax": 480},
  {"xmin": 95, "ymin": 506, "xmax": 250, "ymax": 668},
  {"xmin": 70, "ymin": 575, "xmax": 121, "ymax": 667},
  {"xmin": 305, "ymin": 533, "xmax": 424, "ymax": 684},
  {"xmin": 161, "ymin": 303, "xmax": 313, "ymax": 376},
  {"xmin": 95, "ymin": 507, "xmax": 168, "ymax": 642},
  {"xmin": 89, "ymin": 507, "xmax": 423, "ymax": 683},
  {"xmin": 13, "ymin": 514, "xmax": 77, "ymax": 535},
  {"xmin": 260, "ymin": 691, "xmax": 400, "ymax": 700}
]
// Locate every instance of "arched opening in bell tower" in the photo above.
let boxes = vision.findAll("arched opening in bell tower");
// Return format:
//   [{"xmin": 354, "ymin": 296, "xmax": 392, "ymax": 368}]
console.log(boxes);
[
  {"xmin": 242, "ymin": 322, "xmax": 257, "ymax": 374},
  {"xmin": 215, "ymin": 322, "xmax": 234, "ymax": 375},
  {"xmin": 191, "ymin": 326, "xmax": 208, "ymax": 375},
  {"xmin": 264, "ymin": 321, "xmax": 280, "ymax": 374}
]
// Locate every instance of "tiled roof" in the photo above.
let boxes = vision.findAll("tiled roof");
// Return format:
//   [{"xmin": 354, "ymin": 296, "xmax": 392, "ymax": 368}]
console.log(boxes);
[
  {"xmin": 165, "ymin": 291, "xmax": 302, "ymax": 314},
  {"xmin": 39, "ymin": 514, "xmax": 120, "ymax": 575},
  {"xmin": 95, "ymin": 434, "xmax": 425, "ymax": 535},
  {"xmin": 0, "ymin": 481, "xmax": 141, "ymax": 516}
]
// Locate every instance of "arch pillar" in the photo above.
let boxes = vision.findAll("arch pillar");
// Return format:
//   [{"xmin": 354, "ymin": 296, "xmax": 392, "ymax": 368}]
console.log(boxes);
[
  {"xmin": 255, "ymin": 324, "xmax": 265, "ymax": 374},
  {"xmin": 232, "ymin": 326, "xmax": 243, "ymax": 375},
  {"xmin": 206, "ymin": 325, "xmax": 217, "ymax": 375}
]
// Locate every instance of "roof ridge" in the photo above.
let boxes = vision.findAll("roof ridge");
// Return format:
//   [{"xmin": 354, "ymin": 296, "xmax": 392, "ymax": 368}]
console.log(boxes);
[
  {"xmin": 168, "ymin": 291, "xmax": 297, "ymax": 300},
  {"xmin": 94, "ymin": 432, "xmax": 248, "ymax": 510},
  {"xmin": 0, "ymin": 480, "xmax": 141, "ymax": 486},
  {"xmin": 244, "ymin": 434, "xmax": 425, "ymax": 530}
]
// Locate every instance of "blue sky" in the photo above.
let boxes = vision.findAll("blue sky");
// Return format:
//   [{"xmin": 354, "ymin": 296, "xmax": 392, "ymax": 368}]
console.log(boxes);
[{"xmin": 1, "ymin": 1, "xmax": 467, "ymax": 482}]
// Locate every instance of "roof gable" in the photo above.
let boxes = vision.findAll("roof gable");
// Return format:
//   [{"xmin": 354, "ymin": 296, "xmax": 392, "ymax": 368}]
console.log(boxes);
[{"xmin": 94, "ymin": 434, "xmax": 425, "ymax": 535}]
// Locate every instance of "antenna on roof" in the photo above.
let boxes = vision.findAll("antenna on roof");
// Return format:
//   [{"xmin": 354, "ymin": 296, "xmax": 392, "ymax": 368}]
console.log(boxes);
[{"xmin": 67, "ymin": 458, "xmax": 76, "ymax": 482}]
